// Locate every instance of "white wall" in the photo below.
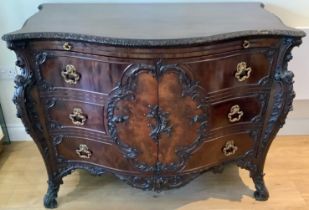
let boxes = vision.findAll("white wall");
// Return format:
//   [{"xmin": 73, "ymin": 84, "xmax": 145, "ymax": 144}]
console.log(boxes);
[{"xmin": 0, "ymin": 0, "xmax": 308, "ymax": 140}]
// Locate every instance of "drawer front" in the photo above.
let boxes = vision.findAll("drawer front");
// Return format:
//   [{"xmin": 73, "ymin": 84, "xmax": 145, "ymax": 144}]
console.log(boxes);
[
  {"xmin": 45, "ymin": 99, "xmax": 106, "ymax": 133},
  {"xmin": 37, "ymin": 52, "xmax": 128, "ymax": 93},
  {"xmin": 29, "ymin": 38, "xmax": 280, "ymax": 59},
  {"xmin": 208, "ymin": 95, "xmax": 263, "ymax": 130},
  {"xmin": 186, "ymin": 50, "xmax": 274, "ymax": 93},
  {"xmin": 54, "ymin": 136, "xmax": 141, "ymax": 173},
  {"xmin": 183, "ymin": 132, "xmax": 255, "ymax": 172}
]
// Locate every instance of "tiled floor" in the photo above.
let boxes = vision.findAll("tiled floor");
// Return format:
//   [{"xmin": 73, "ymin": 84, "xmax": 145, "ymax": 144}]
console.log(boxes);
[{"xmin": 0, "ymin": 136, "xmax": 309, "ymax": 210}]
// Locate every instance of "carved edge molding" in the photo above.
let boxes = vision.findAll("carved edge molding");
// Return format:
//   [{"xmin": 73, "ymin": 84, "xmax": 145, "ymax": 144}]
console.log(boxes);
[
  {"xmin": 2, "ymin": 29, "xmax": 305, "ymax": 47},
  {"xmin": 260, "ymin": 37, "xmax": 302, "ymax": 152}
]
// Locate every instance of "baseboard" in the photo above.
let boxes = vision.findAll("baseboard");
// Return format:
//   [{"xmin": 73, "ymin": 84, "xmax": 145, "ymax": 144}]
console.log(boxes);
[
  {"xmin": 7, "ymin": 99, "xmax": 309, "ymax": 141},
  {"xmin": 0, "ymin": 125, "xmax": 4, "ymax": 141},
  {"xmin": 278, "ymin": 118, "xmax": 309, "ymax": 135},
  {"xmin": 7, "ymin": 124, "xmax": 31, "ymax": 141},
  {"xmin": 278, "ymin": 99, "xmax": 309, "ymax": 135}
]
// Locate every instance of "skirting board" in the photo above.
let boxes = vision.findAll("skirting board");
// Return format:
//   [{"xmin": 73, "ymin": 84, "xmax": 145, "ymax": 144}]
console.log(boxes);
[
  {"xmin": 6, "ymin": 124, "xmax": 31, "ymax": 141},
  {"xmin": 6, "ymin": 99, "xmax": 309, "ymax": 141},
  {"xmin": 277, "ymin": 99, "xmax": 309, "ymax": 135}
]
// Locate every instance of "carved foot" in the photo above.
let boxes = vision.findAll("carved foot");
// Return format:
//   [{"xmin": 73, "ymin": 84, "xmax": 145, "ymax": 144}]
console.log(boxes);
[
  {"xmin": 252, "ymin": 173, "xmax": 269, "ymax": 201},
  {"xmin": 44, "ymin": 180, "xmax": 62, "ymax": 208}
]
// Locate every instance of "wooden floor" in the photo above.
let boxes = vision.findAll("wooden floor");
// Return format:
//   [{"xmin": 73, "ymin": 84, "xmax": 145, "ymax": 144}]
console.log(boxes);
[{"xmin": 0, "ymin": 136, "xmax": 309, "ymax": 210}]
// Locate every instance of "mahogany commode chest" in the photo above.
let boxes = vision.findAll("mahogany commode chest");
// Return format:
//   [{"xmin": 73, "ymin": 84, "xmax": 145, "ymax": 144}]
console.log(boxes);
[{"xmin": 2, "ymin": 3, "xmax": 305, "ymax": 208}]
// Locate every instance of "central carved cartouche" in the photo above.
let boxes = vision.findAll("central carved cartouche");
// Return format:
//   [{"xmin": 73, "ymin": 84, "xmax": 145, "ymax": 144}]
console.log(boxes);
[
  {"xmin": 147, "ymin": 104, "xmax": 172, "ymax": 143},
  {"xmin": 107, "ymin": 60, "xmax": 209, "ymax": 189}
]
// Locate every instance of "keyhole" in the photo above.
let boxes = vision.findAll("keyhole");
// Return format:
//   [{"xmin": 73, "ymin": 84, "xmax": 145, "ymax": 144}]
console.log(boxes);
[
  {"xmin": 73, "ymin": 116, "xmax": 83, "ymax": 123},
  {"xmin": 239, "ymin": 69, "xmax": 249, "ymax": 79},
  {"xmin": 66, "ymin": 73, "xmax": 76, "ymax": 81},
  {"xmin": 79, "ymin": 150, "xmax": 88, "ymax": 157},
  {"xmin": 225, "ymin": 147, "xmax": 234, "ymax": 154},
  {"xmin": 231, "ymin": 112, "xmax": 241, "ymax": 120}
]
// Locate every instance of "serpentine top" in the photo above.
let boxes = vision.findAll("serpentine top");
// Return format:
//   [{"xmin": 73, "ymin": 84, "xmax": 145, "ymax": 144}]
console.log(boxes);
[{"xmin": 2, "ymin": 2, "xmax": 305, "ymax": 47}]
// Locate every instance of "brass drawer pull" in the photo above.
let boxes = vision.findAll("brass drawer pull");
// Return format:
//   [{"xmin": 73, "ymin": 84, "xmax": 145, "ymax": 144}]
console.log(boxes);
[
  {"xmin": 242, "ymin": 40, "xmax": 250, "ymax": 48},
  {"xmin": 222, "ymin": 140, "xmax": 238, "ymax": 156},
  {"xmin": 69, "ymin": 108, "xmax": 87, "ymax": 126},
  {"xmin": 228, "ymin": 105, "xmax": 244, "ymax": 123},
  {"xmin": 61, "ymin": 64, "xmax": 80, "ymax": 84},
  {"xmin": 76, "ymin": 144, "xmax": 92, "ymax": 159},
  {"xmin": 235, "ymin": 62, "xmax": 252, "ymax": 82},
  {"xmin": 63, "ymin": 42, "xmax": 72, "ymax": 51}
]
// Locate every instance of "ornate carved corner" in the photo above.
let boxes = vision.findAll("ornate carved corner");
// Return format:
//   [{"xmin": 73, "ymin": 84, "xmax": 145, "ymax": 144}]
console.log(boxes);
[{"xmin": 260, "ymin": 37, "xmax": 302, "ymax": 153}]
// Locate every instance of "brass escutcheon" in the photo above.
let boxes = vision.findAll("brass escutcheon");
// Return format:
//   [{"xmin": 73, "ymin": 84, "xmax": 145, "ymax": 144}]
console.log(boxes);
[
  {"xmin": 76, "ymin": 144, "xmax": 92, "ymax": 159},
  {"xmin": 63, "ymin": 42, "xmax": 72, "ymax": 51},
  {"xmin": 69, "ymin": 108, "xmax": 87, "ymax": 126},
  {"xmin": 228, "ymin": 105, "xmax": 244, "ymax": 123},
  {"xmin": 61, "ymin": 64, "xmax": 80, "ymax": 84},
  {"xmin": 235, "ymin": 61, "xmax": 252, "ymax": 82},
  {"xmin": 242, "ymin": 40, "xmax": 250, "ymax": 48},
  {"xmin": 222, "ymin": 140, "xmax": 238, "ymax": 156}
]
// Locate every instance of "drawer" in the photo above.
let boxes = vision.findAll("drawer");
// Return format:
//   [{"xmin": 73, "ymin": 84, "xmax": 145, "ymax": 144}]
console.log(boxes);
[
  {"xmin": 45, "ymin": 99, "xmax": 107, "ymax": 133},
  {"xmin": 29, "ymin": 38, "xmax": 280, "ymax": 59},
  {"xmin": 55, "ymin": 136, "xmax": 140, "ymax": 173},
  {"xmin": 187, "ymin": 50, "xmax": 274, "ymax": 93},
  {"xmin": 38, "ymin": 52, "xmax": 128, "ymax": 93},
  {"xmin": 208, "ymin": 95, "xmax": 263, "ymax": 130},
  {"xmin": 183, "ymin": 132, "xmax": 255, "ymax": 172}
]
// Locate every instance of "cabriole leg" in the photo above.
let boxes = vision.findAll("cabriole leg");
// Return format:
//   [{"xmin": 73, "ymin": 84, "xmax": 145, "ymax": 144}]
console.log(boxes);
[
  {"xmin": 43, "ymin": 179, "xmax": 63, "ymax": 208},
  {"xmin": 251, "ymin": 172, "xmax": 269, "ymax": 201}
]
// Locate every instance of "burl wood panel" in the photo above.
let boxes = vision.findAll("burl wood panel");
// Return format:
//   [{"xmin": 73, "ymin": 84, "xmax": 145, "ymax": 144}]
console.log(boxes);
[
  {"xmin": 158, "ymin": 71, "xmax": 203, "ymax": 165},
  {"xmin": 115, "ymin": 73, "xmax": 158, "ymax": 166}
]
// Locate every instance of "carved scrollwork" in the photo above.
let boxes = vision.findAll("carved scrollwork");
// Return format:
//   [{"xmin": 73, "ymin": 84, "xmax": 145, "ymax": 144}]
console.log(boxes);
[
  {"xmin": 107, "ymin": 63, "xmax": 154, "ymax": 162},
  {"xmin": 236, "ymin": 150, "xmax": 257, "ymax": 173},
  {"xmin": 11, "ymin": 48, "xmax": 49, "ymax": 161},
  {"xmin": 13, "ymin": 55, "xmax": 33, "ymax": 125},
  {"xmin": 151, "ymin": 62, "xmax": 208, "ymax": 176},
  {"xmin": 107, "ymin": 61, "xmax": 208, "ymax": 187},
  {"xmin": 9, "ymin": 45, "xmax": 60, "ymax": 208},
  {"xmin": 260, "ymin": 37, "xmax": 301, "ymax": 151},
  {"xmin": 146, "ymin": 105, "xmax": 172, "ymax": 143}
]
